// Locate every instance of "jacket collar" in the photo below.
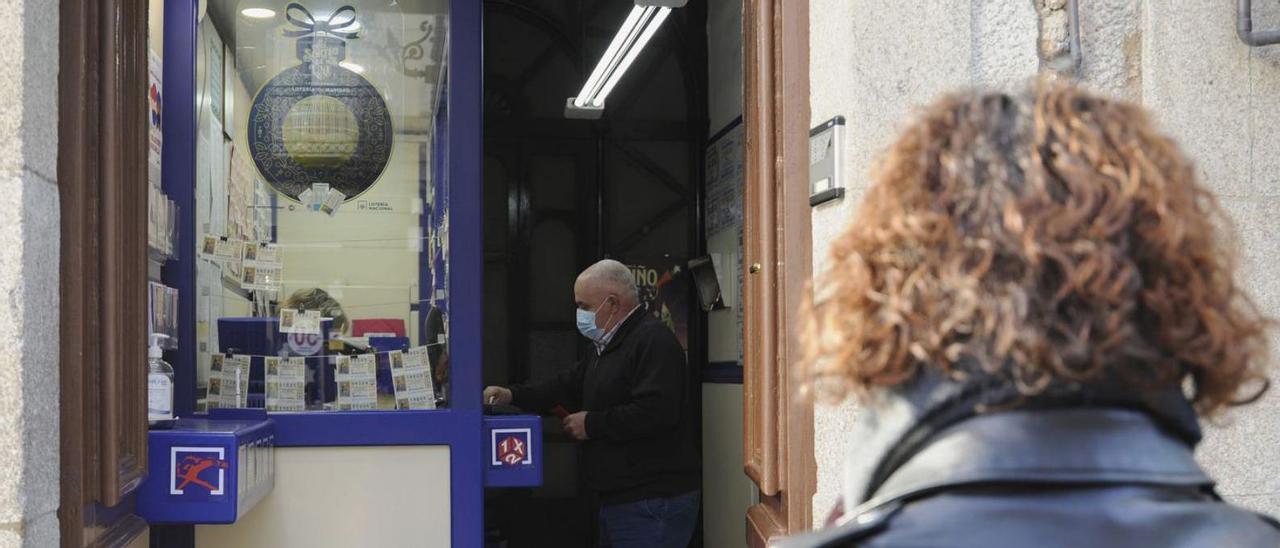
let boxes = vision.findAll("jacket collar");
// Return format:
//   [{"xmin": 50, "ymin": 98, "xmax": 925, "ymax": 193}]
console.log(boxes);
[
  {"xmin": 840, "ymin": 364, "xmax": 1206, "ymax": 512},
  {"xmin": 597, "ymin": 303, "xmax": 648, "ymax": 356},
  {"xmin": 859, "ymin": 407, "xmax": 1212, "ymax": 515}
]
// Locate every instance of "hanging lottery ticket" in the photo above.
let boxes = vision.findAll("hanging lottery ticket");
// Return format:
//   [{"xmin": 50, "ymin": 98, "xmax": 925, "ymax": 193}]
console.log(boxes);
[
  {"xmin": 334, "ymin": 354, "xmax": 376, "ymax": 410},
  {"xmin": 242, "ymin": 242, "xmax": 282, "ymax": 267},
  {"xmin": 241, "ymin": 263, "xmax": 282, "ymax": 291},
  {"xmin": 223, "ymin": 355, "xmax": 251, "ymax": 408},
  {"xmin": 391, "ymin": 347, "xmax": 437, "ymax": 410},
  {"xmin": 279, "ymin": 308, "xmax": 322, "ymax": 335},
  {"xmin": 265, "ymin": 356, "xmax": 306, "ymax": 412},
  {"xmin": 200, "ymin": 234, "xmax": 245, "ymax": 263}
]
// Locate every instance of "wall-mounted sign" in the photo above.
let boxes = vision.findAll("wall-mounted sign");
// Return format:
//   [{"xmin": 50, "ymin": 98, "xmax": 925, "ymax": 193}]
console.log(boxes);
[
  {"xmin": 171, "ymin": 446, "xmax": 228, "ymax": 498},
  {"xmin": 248, "ymin": 3, "xmax": 393, "ymax": 203},
  {"xmin": 492, "ymin": 428, "xmax": 533, "ymax": 467}
]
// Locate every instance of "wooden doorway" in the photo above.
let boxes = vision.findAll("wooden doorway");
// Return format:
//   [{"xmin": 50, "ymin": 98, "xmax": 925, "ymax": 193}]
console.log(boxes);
[
  {"xmin": 741, "ymin": 0, "xmax": 814, "ymax": 545},
  {"xmin": 58, "ymin": 0, "xmax": 152, "ymax": 546}
]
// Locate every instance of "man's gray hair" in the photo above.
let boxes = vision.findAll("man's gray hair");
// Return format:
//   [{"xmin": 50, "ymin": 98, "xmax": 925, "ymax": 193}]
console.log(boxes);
[{"xmin": 581, "ymin": 259, "xmax": 640, "ymax": 302}]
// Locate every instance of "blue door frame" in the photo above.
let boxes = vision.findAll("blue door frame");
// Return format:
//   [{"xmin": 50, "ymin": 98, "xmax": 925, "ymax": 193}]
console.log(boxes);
[{"xmin": 161, "ymin": 1, "xmax": 484, "ymax": 545}]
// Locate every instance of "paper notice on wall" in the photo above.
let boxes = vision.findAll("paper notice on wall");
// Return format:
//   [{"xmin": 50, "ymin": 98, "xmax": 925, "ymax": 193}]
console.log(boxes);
[
  {"xmin": 334, "ymin": 354, "xmax": 377, "ymax": 410},
  {"xmin": 147, "ymin": 49, "xmax": 163, "ymax": 187},
  {"xmin": 265, "ymin": 356, "xmax": 306, "ymax": 412},
  {"xmin": 391, "ymin": 347, "xmax": 437, "ymax": 410},
  {"xmin": 706, "ymin": 123, "xmax": 745, "ymax": 237},
  {"xmin": 279, "ymin": 308, "xmax": 322, "ymax": 335},
  {"xmin": 208, "ymin": 119, "xmax": 229, "ymax": 236}
]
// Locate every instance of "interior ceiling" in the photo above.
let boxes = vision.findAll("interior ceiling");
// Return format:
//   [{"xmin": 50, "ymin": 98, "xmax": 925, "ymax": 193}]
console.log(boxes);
[{"xmin": 208, "ymin": 0, "xmax": 449, "ymax": 135}]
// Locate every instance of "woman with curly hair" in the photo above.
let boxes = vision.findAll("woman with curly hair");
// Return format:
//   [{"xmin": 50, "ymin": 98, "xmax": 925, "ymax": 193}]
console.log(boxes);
[{"xmin": 780, "ymin": 84, "xmax": 1280, "ymax": 547}]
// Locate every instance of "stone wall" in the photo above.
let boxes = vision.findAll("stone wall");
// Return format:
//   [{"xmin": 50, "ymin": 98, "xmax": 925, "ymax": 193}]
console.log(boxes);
[
  {"xmin": 1143, "ymin": 0, "xmax": 1280, "ymax": 517},
  {"xmin": 809, "ymin": 0, "xmax": 1280, "ymax": 524},
  {"xmin": 0, "ymin": 0, "xmax": 60, "ymax": 546}
]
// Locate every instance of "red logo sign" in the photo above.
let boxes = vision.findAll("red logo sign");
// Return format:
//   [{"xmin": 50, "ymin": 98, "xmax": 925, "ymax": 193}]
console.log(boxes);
[
  {"xmin": 497, "ymin": 435, "xmax": 527, "ymax": 466},
  {"xmin": 170, "ymin": 447, "xmax": 230, "ymax": 497},
  {"xmin": 176, "ymin": 455, "xmax": 229, "ymax": 491}
]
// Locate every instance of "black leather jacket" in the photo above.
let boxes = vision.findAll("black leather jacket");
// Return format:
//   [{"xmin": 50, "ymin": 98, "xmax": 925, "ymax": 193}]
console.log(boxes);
[{"xmin": 777, "ymin": 373, "xmax": 1280, "ymax": 547}]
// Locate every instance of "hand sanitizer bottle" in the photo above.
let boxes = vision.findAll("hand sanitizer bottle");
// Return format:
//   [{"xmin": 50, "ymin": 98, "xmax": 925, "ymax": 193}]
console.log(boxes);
[{"xmin": 148, "ymin": 333, "xmax": 175, "ymax": 428}]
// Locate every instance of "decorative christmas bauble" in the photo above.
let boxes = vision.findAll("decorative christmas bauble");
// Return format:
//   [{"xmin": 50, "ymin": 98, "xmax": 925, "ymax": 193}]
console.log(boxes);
[{"xmin": 248, "ymin": 4, "xmax": 392, "ymax": 202}]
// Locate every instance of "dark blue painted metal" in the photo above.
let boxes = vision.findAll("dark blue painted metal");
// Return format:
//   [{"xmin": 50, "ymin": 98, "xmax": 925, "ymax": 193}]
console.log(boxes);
[
  {"xmin": 162, "ymin": 0, "xmax": 198, "ymax": 419},
  {"xmin": 158, "ymin": 0, "xmax": 489, "ymax": 544},
  {"xmin": 448, "ymin": 0, "xmax": 485, "ymax": 544},
  {"xmin": 702, "ymin": 361, "xmax": 744, "ymax": 384},
  {"xmin": 483, "ymin": 415, "xmax": 544, "ymax": 487},
  {"xmin": 137, "ymin": 416, "xmax": 276, "ymax": 524}
]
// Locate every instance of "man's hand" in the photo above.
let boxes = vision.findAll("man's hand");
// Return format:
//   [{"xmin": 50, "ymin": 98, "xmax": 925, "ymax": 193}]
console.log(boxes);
[
  {"xmin": 483, "ymin": 386, "xmax": 512, "ymax": 406},
  {"xmin": 563, "ymin": 411, "xmax": 590, "ymax": 440}
]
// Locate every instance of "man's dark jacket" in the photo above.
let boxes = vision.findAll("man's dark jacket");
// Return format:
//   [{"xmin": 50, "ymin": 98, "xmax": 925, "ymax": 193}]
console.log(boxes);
[{"xmin": 510, "ymin": 308, "xmax": 699, "ymax": 505}]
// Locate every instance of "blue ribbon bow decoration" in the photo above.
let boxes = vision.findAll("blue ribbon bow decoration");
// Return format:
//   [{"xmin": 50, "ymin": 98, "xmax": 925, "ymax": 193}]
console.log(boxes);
[{"xmin": 284, "ymin": 3, "xmax": 360, "ymax": 39}]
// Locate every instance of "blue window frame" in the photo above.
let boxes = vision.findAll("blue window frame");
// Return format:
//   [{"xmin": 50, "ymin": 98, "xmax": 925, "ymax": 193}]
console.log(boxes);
[{"xmin": 161, "ymin": 0, "xmax": 482, "ymax": 544}]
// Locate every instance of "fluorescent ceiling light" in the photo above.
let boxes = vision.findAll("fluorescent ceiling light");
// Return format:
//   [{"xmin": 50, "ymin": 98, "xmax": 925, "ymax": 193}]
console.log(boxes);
[
  {"xmin": 241, "ymin": 7, "xmax": 276, "ymax": 19},
  {"xmin": 592, "ymin": 8, "xmax": 669, "ymax": 107},
  {"xmin": 566, "ymin": 6, "xmax": 672, "ymax": 119}
]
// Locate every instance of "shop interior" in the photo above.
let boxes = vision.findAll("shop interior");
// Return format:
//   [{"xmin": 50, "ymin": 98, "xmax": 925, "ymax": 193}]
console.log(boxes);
[
  {"xmin": 144, "ymin": 0, "xmax": 751, "ymax": 546},
  {"xmin": 481, "ymin": 1, "xmax": 709, "ymax": 545}
]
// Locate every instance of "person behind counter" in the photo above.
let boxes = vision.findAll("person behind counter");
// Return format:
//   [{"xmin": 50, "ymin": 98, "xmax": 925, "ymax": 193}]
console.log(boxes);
[
  {"xmin": 484, "ymin": 259, "xmax": 700, "ymax": 548},
  {"xmin": 282, "ymin": 287, "xmax": 350, "ymax": 336}
]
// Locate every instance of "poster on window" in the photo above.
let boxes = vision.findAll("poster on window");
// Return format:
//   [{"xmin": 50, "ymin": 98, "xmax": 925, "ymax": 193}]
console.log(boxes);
[
  {"xmin": 623, "ymin": 257, "xmax": 690, "ymax": 351},
  {"xmin": 147, "ymin": 49, "xmax": 163, "ymax": 187},
  {"xmin": 247, "ymin": 5, "xmax": 393, "ymax": 203}
]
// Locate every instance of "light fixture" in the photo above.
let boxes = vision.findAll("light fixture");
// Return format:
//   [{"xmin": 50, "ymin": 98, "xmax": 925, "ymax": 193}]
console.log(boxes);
[
  {"xmin": 240, "ymin": 7, "xmax": 276, "ymax": 19},
  {"xmin": 565, "ymin": 2, "xmax": 680, "ymax": 120}
]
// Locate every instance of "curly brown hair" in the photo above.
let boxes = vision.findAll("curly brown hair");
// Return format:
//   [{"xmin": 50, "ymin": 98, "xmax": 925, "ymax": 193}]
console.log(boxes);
[{"xmin": 802, "ymin": 84, "xmax": 1272, "ymax": 415}]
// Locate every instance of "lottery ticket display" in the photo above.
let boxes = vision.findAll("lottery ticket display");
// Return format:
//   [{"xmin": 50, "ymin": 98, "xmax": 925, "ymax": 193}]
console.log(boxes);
[{"xmin": 390, "ymin": 347, "xmax": 436, "ymax": 410}]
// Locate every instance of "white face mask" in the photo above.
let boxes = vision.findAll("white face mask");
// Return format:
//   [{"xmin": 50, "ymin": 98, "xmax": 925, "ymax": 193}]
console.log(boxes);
[{"xmin": 576, "ymin": 296, "xmax": 615, "ymax": 342}]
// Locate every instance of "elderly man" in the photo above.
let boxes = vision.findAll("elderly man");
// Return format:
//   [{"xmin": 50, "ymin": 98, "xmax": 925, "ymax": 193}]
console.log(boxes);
[{"xmin": 484, "ymin": 259, "xmax": 700, "ymax": 548}]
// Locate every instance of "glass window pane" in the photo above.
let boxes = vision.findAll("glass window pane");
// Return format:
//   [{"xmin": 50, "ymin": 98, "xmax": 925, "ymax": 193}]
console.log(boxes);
[{"xmin": 192, "ymin": 0, "xmax": 451, "ymax": 412}]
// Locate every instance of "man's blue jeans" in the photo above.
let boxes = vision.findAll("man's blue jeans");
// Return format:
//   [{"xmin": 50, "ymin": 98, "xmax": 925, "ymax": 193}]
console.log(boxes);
[{"xmin": 598, "ymin": 490, "xmax": 700, "ymax": 548}]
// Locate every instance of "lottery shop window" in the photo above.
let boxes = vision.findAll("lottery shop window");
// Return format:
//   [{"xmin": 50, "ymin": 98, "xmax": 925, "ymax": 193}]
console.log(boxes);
[{"xmin": 192, "ymin": 1, "xmax": 452, "ymax": 412}]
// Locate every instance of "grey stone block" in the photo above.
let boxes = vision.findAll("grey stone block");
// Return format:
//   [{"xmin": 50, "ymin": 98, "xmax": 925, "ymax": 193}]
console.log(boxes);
[
  {"xmin": 19, "ymin": 173, "xmax": 58, "ymax": 519},
  {"xmin": 0, "ymin": 0, "xmax": 58, "ymax": 180},
  {"xmin": 812, "ymin": 398, "xmax": 861, "ymax": 526},
  {"xmin": 1247, "ymin": 0, "xmax": 1280, "ymax": 199},
  {"xmin": 809, "ymin": 0, "xmax": 970, "ymax": 191},
  {"xmin": 1077, "ymin": 0, "xmax": 1142, "ymax": 99},
  {"xmin": 0, "ymin": 528, "xmax": 19, "ymax": 548},
  {"xmin": 1142, "ymin": 0, "xmax": 1253, "ymax": 198},
  {"xmin": 1218, "ymin": 197, "xmax": 1280, "ymax": 315},
  {"xmin": 810, "ymin": 186, "xmax": 863, "ymax": 277},
  {"xmin": 1222, "ymin": 494, "xmax": 1280, "ymax": 521},
  {"xmin": 972, "ymin": 0, "xmax": 1039, "ymax": 88},
  {"xmin": 0, "ymin": 169, "xmax": 59, "ymax": 525},
  {"xmin": 21, "ymin": 511, "xmax": 56, "ymax": 548}
]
